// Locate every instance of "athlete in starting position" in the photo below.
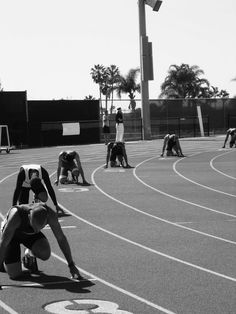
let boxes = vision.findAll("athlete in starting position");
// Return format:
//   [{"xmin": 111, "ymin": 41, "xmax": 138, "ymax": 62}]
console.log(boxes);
[
  {"xmin": 0, "ymin": 203, "xmax": 83, "ymax": 280},
  {"xmin": 161, "ymin": 134, "xmax": 184, "ymax": 157},
  {"xmin": 222, "ymin": 128, "xmax": 236, "ymax": 148},
  {"xmin": 55, "ymin": 150, "xmax": 90, "ymax": 186},
  {"xmin": 105, "ymin": 142, "xmax": 132, "ymax": 168},
  {"xmin": 12, "ymin": 164, "xmax": 64, "ymax": 215}
]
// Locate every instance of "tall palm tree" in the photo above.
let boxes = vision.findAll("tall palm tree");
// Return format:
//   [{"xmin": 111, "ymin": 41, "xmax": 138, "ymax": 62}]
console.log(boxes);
[
  {"xmin": 90, "ymin": 64, "xmax": 120, "ymax": 113},
  {"xmin": 116, "ymin": 68, "xmax": 140, "ymax": 111},
  {"xmin": 160, "ymin": 64, "xmax": 209, "ymax": 99},
  {"xmin": 107, "ymin": 65, "xmax": 120, "ymax": 113},
  {"xmin": 84, "ymin": 95, "xmax": 96, "ymax": 100},
  {"xmin": 90, "ymin": 64, "xmax": 107, "ymax": 112}
]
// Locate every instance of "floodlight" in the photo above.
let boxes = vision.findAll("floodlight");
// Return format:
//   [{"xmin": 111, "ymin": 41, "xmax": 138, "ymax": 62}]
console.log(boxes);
[{"xmin": 145, "ymin": 0, "xmax": 162, "ymax": 12}]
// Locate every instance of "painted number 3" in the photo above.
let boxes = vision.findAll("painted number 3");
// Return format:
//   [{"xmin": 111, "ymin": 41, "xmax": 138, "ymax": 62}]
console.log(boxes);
[{"xmin": 44, "ymin": 299, "xmax": 133, "ymax": 314}]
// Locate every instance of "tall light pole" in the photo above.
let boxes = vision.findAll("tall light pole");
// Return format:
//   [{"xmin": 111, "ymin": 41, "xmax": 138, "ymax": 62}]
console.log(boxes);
[{"xmin": 138, "ymin": 0, "xmax": 162, "ymax": 140}]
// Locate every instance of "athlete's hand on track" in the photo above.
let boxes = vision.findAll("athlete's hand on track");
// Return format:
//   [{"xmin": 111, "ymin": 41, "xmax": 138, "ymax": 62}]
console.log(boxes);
[
  {"xmin": 69, "ymin": 264, "xmax": 84, "ymax": 281},
  {"xmin": 81, "ymin": 181, "xmax": 91, "ymax": 186}
]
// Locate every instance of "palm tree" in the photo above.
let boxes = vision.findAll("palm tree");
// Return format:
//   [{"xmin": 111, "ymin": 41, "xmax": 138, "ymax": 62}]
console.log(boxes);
[
  {"xmin": 91, "ymin": 64, "xmax": 120, "ymax": 113},
  {"xmin": 115, "ymin": 68, "xmax": 141, "ymax": 111},
  {"xmin": 84, "ymin": 95, "xmax": 96, "ymax": 100},
  {"xmin": 160, "ymin": 64, "xmax": 209, "ymax": 99},
  {"xmin": 90, "ymin": 64, "xmax": 107, "ymax": 112},
  {"xmin": 107, "ymin": 65, "xmax": 120, "ymax": 113}
]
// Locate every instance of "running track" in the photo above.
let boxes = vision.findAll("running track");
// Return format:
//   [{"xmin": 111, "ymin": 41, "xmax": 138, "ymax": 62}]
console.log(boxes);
[{"xmin": 0, "ymin": 137, "xmax": 235, "ymax": 314}]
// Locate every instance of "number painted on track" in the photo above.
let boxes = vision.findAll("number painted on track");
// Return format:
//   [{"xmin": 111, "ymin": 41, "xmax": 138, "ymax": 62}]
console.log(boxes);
[
  {"xmin": 44, "ymin": 299, "xmax": 133, "ymax": 314},
  {"xmin": 58, "ymin": 187, "xmax": 89, "ymax": 193}
]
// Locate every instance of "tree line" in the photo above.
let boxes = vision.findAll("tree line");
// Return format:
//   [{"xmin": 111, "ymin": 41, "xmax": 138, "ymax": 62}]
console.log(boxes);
[
  {"xmin": 1, "ymin": 64, "xmax": 235, "ymax": 114},
  {"xmin": 90, "ymin": 63, "xmax": 234, "ymax": 114}
]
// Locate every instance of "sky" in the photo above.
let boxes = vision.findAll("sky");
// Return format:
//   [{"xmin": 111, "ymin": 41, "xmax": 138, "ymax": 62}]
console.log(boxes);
[{"xmin": 1, "ymin": 0, "xmax": 236, "ymax": 105}]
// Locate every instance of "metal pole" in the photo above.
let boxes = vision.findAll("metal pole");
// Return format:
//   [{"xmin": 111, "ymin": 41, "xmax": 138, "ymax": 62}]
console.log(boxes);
[{"xmin": 138, "ymin": 0, "xmax": 152, "ymax": 140}]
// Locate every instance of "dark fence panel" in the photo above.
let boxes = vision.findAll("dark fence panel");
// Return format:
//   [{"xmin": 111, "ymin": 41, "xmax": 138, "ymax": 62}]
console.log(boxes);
[
  {"xmin": 150, "ymin": 98, "xmax": 236, "ymax": 135},
  {"xmin": 1, "ymin": 92, "xmax": 235, "ymax": 148},
  {"xmin": 28, "ymin": 100, "xmax": 100, "ymax": 146},
  {"xmin": 0, "ymin": 91, "xmax": 28, "ymax": 146},
  {"xmin": 39, "ymin": 120, "xmax": 99, "ymax": 146},
  {"xmin": 151, "ymin": 116, "xmax": 209, "ymax": 138}
]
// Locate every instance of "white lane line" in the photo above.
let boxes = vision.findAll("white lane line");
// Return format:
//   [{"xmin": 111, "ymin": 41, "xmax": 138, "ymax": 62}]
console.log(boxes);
[
  {"xmin": 210, "ymin": 151, "xmax": 236, "ymax": 180},
  {"xmin": 92, "ymin": 164, "xmax": 236, "ymax": 244},
  {"xmin": 173, "ymin": 152, "xmax": 236, "ymax": 197},
  {"xmin": 44, "ymin": 226, "xmax": 77, "ymax": 230},
  {"xmin": 58, "ymin": 203, "xmax": 236, "ymax": 283},
  {"xmin": 51, "ymin": 252, "xmax": 174, "ymax": 314},
  {"xmin": 0, "ymin": 172, "xmax": 175, "ymax": 313},
  {"xmin": 0, "ymin": 149, "xmax": 234, "ymax": 314},
  {"xmin": 0, "ymin": 212, "xmax": 176, "ymax": 314},
  {"xmin": 133, "ymin": 156, "xmax": 236, "ymax": 218},
  {"xmin": 0, "ymin": 300, "xmax": 18, "ymax": 314},
  {"xmin": 0, "ymin": 171, "xmax": 18, "ymax": 183}
]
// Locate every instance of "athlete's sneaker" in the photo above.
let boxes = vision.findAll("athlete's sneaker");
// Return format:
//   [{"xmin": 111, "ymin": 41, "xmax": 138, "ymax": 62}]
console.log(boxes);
[{"xmin": 22, "ymin": 249, "xmax": 38, "ymax": 273}]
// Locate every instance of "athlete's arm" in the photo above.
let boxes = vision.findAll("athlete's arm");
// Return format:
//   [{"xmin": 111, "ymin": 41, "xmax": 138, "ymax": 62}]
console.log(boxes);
[
  {"xmin": 74, "ymin": 152, "xmax": 89, "ymax": 184},
  {"xmin": 55, "ymin": 153, "xmax": 63, "ymax": 185},
  {"xmin": 41, "ymin": 167, "xmax": 58, "ymax": 206},
  {"xmin": 175, "ymin": 137, "xmax": 184, "ymax": 156},
  {"xmin": 161, "ymin": 136, "xmax": 168, "ymax": 156},
  {"xmin": 105, "ymin": 144, "xmax": 112, "ymax": 168},
  {"xmin": 47, "ymin": 207, "xmax": 81, "ymax": 278},
  {"xmin": 222, "ymin": 130, "xmax": 230, "ymax": 148},
  {"xmin": 121, "ymin": 145, "xmax": 128, "ymax": 166},
  {"xmin": 0, "ymin": 208, "xmax": 20, "ymax": 267},
  {"xmin": 12, "ymin": 169, "xmax": 25, "ymax": 205}
]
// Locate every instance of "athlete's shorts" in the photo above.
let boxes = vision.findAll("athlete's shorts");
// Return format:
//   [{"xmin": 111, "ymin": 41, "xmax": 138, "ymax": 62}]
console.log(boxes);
[
  {"xmin": 166, "ymin": 150, "xmax": 175, "ymax": 156},
  {"xmin": 4, "ymin": 232, "xmax": 46, "ymax": 264}
]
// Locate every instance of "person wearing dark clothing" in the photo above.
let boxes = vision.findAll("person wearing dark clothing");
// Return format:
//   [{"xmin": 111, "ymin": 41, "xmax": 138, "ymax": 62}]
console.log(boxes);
[
  {"xmin": 0, "ymin": 203, "xmax": 83, "ymax": 280},
  {"xmin": 222, "ymin": 128, "xmax": 236, "ymax": 148},
  {"xmin": 161, "ymin": 134, "xmax": 184, "ymax": 157},
  {"xmin": 105, "ymin": 142, "xmax": 132, "ymax": 168},
  {"xmin": 55, "ymin": 150, "xmax": 90, "ymax": 186}
]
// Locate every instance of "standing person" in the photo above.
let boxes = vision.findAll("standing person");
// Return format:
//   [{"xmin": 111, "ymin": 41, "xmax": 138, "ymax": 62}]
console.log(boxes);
[
  {"xmin": 161, "ymin": 134, "xmax": 185, "ymax": 157},
  {"xmin": 0, "ymin": 203, "xmax": 84, "ymax": 280},
  {"xmin": 222, "ymin": 128, "xmax": 236, "ymax": 148},
  {"xmin": 54, "ymin": 150, "xmax": 90, "ymax": 186},
  {"xmin": 12, "ymin": 164, "xmax": 64, "ymax": 215},
  {"xmin": 115, "ymin": 107, "xmax": 124, "ymax": 142},
  {"xmin": 102, "ymin": 110, "xmax": 110, "ymax": 145}
]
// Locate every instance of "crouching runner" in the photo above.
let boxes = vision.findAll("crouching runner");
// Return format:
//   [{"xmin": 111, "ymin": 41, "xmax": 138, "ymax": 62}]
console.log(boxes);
[{"xmin": 0, "ymin": 202, "xmax": 83, "ymax": 280}]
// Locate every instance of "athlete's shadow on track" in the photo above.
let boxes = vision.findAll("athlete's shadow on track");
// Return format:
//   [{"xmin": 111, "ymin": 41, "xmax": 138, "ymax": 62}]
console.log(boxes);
[{"xmin": 1, "ymin": 272, "xmax": 95, "ymax": 294}]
